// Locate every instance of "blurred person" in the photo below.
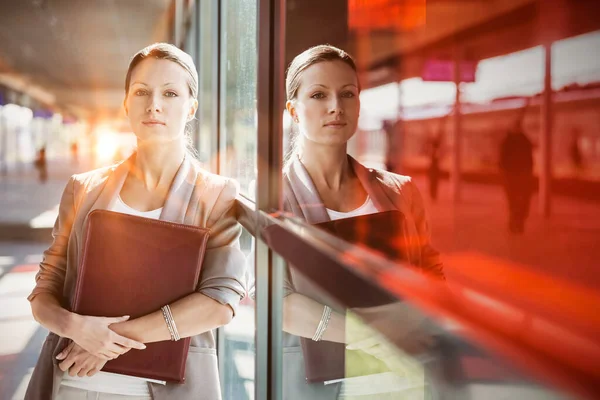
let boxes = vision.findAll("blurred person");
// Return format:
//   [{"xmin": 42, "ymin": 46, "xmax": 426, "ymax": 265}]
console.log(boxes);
[
  {"xmin": 427, "ymin": 135, "xmax": 442, "ymax": 202},
  {"xmin": 34, "ymin": 145, "xmax": 48, "ymax": 183},
  {"xmin": 382, "ymin": 119, "xmax": 399, "ymax": 173},
  {"xmin": 70, "ymin": 141, "xmax": 79, "ymax": 165},
  {"xmin": 499, "ymin": 125, "xmax": 534, "ymax": 234},
  {"xmin": 570, "ymin": 128, "xmax": 583, "ymax": 174},
  {"xmin": 281, "ymin": 44, "xmax": 443, "ymax": 399},
  {"xmin": 26, "ymin": 43, "xmax": 245, "ymax": 400}
]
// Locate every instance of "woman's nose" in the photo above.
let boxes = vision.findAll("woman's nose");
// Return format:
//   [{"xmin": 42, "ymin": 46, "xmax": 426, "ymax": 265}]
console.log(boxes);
[
  {"xmin": 329, "ymin": 97, "xmax": 344, "ymax": 115},
  {"xmin": 146, "ymin": 96, "xmax": 162, "ymax": 113}
]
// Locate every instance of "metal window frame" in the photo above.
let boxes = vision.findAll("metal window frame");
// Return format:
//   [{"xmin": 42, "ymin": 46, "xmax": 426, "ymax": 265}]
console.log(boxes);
[{"xmin": 254, "ymin": 0, "xmax": 286, "ymax": 398}]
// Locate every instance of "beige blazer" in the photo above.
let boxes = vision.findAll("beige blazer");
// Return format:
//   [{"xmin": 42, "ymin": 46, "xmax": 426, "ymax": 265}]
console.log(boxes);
[
  {"xmin": 25, "ymin": 154, "xmax": 246, "ymax": 400},
  {"xmin": 279, "ymin": 155, "xmax": 443, "ymax": 399}
]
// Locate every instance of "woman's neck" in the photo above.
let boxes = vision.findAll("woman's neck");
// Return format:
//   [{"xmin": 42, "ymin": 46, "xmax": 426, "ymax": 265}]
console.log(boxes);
[
  {"xmin": 298, "ymin": 139, "xmax": 351, "ymax": 191},
  {"xmin": 131, "ymin": 140, "xmax": 186, "ymax": 191}
]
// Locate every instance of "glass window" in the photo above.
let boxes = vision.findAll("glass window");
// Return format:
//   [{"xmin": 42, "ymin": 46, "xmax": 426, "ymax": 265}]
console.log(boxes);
[
  {"xmin": 197, "ymin": 0, "xmax": 218, "ymax": 172},
  {"xmin": 217, "ymin": 0, "xmax": 258, "ymax": 398},
  {"xmin": 273, "ymin": 1, "xmax": 598, "ymax": 399},
  {"xmin": 219, "ymin": 0, "xmax": 258, "ymax": 200}
]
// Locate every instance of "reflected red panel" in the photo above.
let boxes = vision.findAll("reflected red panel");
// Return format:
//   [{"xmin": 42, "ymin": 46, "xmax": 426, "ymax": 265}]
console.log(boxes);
[
  {"xmin": 348, "ymin": 0, "xmax": 426, "ymax": 31},
  {"xmin": 10, "ymin": 264, "xmax": 38, "ymax": 273},
  {"xmin": 442, "ymin": 252, "xmax": 600, "ymax": 333}
]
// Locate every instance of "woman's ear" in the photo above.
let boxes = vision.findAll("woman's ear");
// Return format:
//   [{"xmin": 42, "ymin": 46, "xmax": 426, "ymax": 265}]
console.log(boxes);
[
  {"xmin": 286, "ymin": 100, "xmax": 297, "ymax": 123},
  {"xmin": 187, "ymin": 99, "xmax": 199, "ymax": 122}
]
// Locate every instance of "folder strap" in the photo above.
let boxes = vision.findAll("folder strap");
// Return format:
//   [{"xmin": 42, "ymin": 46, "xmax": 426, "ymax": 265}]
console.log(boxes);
[
  {"xmin": 312, "ymin": 305, "xmax": 332, "ymax": 342},
  {"xmin": 161, "ymin": 305, "xmax": 181, "ymax": 341}
]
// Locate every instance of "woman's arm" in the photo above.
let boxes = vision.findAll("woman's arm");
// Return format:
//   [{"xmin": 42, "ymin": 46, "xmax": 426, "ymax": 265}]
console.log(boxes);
[
  {"xmin": 282, "ymin": 293, "xmax": 345, "ymax": 343},
  {"xmin": 29, "ymin": 177, "xmax": 145, "ymax": 359},
  {"xmin": 110, "ymin": 292, "xmax": 232, "ymax": 343},
  {"xmin": 112, "ymin": 178, "xmax": 246, "ymax": 342}
]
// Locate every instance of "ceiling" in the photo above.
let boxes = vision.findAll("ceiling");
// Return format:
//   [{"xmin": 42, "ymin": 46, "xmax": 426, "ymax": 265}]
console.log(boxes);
[
  {"xmin": 1, "ymin": 0, "xmax": 598, "ymax": 117},
  {"xmin": 0, "ymin": 0, "xmax": 172, "ymax": 119}
]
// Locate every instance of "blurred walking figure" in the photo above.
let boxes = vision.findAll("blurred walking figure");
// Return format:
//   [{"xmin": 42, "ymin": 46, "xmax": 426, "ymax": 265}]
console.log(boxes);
[
  {"xmin": 34, "ymin": 146, "xmax": 48, "ymax": 183},
  {"xmin": 383, "ymin": 120, "xmax": 399, "ymax": 173},
  {"xmin": 499, "ymin": 127, "xmax": 534, "ymax": 234},
  {"xmin": 570, "ymin": 128, "xmax": 583, "ymax": 174},
  {"xmin": 70, "ymin": 141, "xmax": 79, "ymax": 165},
  {"xmin": 428, "ymin": 135, "xmax": 442, "ymax": 202}
]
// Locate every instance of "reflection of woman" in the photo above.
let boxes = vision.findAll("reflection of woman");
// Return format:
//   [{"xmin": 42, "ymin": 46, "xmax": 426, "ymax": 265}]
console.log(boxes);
[
  {"xmin": 26, "ymin": 43, "xmax": 245, "ymax": 400},
  {"xmin": 282, "ymin": 45, "xmax": 443, "ymax": 398}
]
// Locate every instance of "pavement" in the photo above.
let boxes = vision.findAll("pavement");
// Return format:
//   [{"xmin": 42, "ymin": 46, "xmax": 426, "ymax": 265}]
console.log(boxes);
[{"xmin": 0, "ymin": 158, "xmax": 93, "ymax": 242}]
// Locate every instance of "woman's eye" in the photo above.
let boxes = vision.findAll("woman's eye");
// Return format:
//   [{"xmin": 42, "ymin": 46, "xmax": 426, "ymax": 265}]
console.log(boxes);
[
  {"xmin": 341, "ymin": 91, "xmax": 355, "ymax": 98},
  {"xmin": 311, "ymin": 92, "xmax": 325, "ymax": 99},
  {"xmin": 165, "ymin": 91, "xmax": 178, "ymax": 97},
  {"xmin": 135, "ymin": 89, "xmax": 148, "ymax": 96}
]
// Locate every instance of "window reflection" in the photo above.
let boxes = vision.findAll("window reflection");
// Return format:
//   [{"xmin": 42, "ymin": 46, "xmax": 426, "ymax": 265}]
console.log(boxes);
[{"xmin": 219, "ymin": 0, "xmax": 258, "ymax": 199}]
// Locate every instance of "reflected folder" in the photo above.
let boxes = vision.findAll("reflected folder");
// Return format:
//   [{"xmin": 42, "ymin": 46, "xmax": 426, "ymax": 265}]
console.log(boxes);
[
  {"xmin": 299, "ymin": 210, "xmax": 406, "ymax": 383},
  {"xmin": 61, "ymin": 210, "xmax": 210, "ymax": 383}
]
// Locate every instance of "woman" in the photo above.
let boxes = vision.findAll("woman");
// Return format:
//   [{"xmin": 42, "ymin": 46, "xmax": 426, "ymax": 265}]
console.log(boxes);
[
  {"xmin": 281, "ymin": 45, "xmax": 443, "ymax": 398},
  {"xmin": 26, "ymin": 43, "xmax": 246, "ymax": 400}
]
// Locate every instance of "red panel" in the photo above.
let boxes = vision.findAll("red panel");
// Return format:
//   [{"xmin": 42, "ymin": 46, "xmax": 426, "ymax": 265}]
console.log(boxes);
[{"xmin": 348, "ymin": 0, "xmax": 426, "ymax": 31}]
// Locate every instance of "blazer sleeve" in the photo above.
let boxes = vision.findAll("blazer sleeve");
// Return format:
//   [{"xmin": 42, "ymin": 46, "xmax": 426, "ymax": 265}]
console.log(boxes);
[
  {"xmin": 281, "ymin": 196, "xmax": 296, "ymax": 298},
  {"xmin": 408, "ymin": 179, "xmax": 445, "ymax": 279},
  {"xmin": 27, "ymin": 176, "xmax": 77, "ymax": 302},
  {"xmin": 196, "ymin": 179, "xmax": 246, "ymax": 316}
]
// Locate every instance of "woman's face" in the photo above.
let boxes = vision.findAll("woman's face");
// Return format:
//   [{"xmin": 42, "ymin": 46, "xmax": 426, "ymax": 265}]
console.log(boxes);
[
  {"xmin": 124, "ymin": 58, "xmax": 197, "ymax": 143},
  {"xmin": 287, "ymin": 60, "xmax": 360, "ymax": 147}
]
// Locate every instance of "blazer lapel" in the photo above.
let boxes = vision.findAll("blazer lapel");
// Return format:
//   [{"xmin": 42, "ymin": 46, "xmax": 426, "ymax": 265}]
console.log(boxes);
[
  {"xmin": 160, "ymin": 156, "xmax": 198, "ymax": 224},
  {"xmin": 349, "ymin": 156, "xmax": 396, "ymax": 212},
  {"xmin": 287, "ymin": 156, "xmax": 330, "ymax": 224},
  {"xmin": 73, "ymin": 155, "xmax": 132, "ymax": 251},
  {"xmin": 286, "ymin": 155, "xmax": 399, "ymax": 224}
]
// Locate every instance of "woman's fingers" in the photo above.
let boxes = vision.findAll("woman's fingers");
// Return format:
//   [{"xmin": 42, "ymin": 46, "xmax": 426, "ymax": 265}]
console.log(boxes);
[
  {"xmin": 97, "ymin": 352, "xmax": 113, "ymax": 360},
  {"xmin": 58, "ymin": 356, "xmax": 76, "ymax": 372},
  {"xmin": 56, "ymin": 341, "xmax": 75, "ymax": 360},
  {"xmin": 112, "ymin": 333, "xmax": 146, "ymax": 350},
  {"xmin": 77, "ymin": 364, "xmax": 92, "ymax": 377},
  {"xmin": 69, "ymin": 364, "xmax": 83, "ymax": 377},
  {"xmin": 106, "ymin": 315, "xmax": 130, "ymax": 324}
]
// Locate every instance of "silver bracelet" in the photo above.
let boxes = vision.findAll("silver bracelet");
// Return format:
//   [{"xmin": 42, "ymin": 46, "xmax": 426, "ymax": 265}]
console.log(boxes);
[
  {"xmin": 312, "ymin": 306, "xmax": 332, "ymax": 342},
  {"xmin": 165, "ymin": 305, "xmax": 181, "ymax": 341},
  {"xmin": 161, "ymin": 305, "xmax": 180, "ymax": 341}
]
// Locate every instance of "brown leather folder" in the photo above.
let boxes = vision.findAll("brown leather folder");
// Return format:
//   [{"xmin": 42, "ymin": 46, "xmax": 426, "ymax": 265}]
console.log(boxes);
[
  {"xmin": 299, "ymin": 210, "xmax": 407, "ymax": 383},
  {"xmin": 66, "ymin": 209, "xmax": 210, "ymax": 383}
]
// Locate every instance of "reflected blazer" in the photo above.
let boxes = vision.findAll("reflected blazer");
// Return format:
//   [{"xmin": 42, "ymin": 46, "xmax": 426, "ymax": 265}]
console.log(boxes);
[
  {"xmin": 25, "ymin": 154, "xmax": 246, "ymax": 400},
  {"xmin": 282, "ymin": 155, "xmax": 444, "ymax": 291}
]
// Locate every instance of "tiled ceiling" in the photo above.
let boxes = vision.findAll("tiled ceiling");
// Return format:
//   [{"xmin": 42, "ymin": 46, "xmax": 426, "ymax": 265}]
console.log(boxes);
[{"xmin": 0, "ymin": 0, "xmax": 172, "ymax": 116}]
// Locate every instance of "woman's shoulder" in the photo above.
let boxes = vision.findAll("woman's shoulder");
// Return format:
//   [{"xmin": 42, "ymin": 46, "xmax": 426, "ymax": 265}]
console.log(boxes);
[
  {"xmin": 192, "ymin": 163, "xmax": 240, "ymax": 200},
  {"xmin": 370, "ymin": 166, "xmax": 416, "ymax": 194},
  {"xmin": 69, "ymin": 164, "xmax": 119, "ymax": 189}
]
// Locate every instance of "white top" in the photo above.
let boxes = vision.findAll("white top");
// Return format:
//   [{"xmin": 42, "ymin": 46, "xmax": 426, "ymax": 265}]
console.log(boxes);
[
  {"xmin": 61, "ymin": 195, "xmax": 164, "ymax": 396},
  {"xmin": 325, "ymin": 195, "xmax": 378, "ymax": 220}
]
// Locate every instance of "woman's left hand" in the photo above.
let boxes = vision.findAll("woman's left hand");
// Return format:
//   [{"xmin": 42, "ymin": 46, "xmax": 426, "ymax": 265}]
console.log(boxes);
[{"xmin": 56, "ymin": 341, "xmax": 109, "ymax": 377}]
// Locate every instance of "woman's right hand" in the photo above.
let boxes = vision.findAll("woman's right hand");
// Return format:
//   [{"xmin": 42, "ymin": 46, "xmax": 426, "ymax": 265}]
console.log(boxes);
[{"xmin": 68, "ymin": 314, "xmax": 146, "ymax": 359}]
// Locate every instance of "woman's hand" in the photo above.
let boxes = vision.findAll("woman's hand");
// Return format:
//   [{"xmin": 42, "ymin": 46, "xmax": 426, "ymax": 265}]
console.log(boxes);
[
  {"xmin": 68, "ymin": 315, "xmax": 146, "ymax": 359},
  {"xmin": 56, "ymin": 342, "xmax": 109, "ymax": 377}
]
